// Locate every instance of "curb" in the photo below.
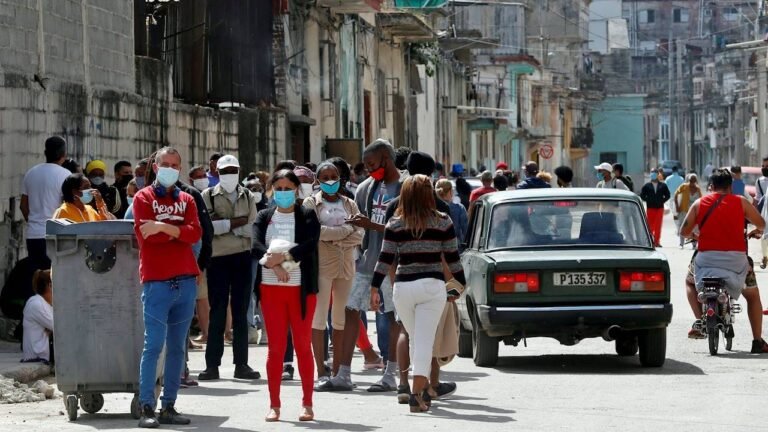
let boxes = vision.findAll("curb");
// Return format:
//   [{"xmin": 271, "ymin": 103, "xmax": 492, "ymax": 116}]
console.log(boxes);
[{"xmin": 1, "ymin": 363, "xmax": 52, "ymax": 384}]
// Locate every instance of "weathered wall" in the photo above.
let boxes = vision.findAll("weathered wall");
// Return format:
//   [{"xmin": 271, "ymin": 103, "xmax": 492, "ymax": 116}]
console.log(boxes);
[{"xmin": 0, "ymin": 0, "xmax": 284, "ymax": 290}]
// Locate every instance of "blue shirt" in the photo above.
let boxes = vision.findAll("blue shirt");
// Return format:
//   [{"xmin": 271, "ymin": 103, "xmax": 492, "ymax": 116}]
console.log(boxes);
[
  {"xmin": 664, "ymin": 173, "xmax": 684, "ymax": 196},
  {"xmin": 732, "ymin": 179, "xmax": 746, "ymax": 197},
  {"xmin": 207, "ymin": 172, "xmax": 219, "ymax": 187}
]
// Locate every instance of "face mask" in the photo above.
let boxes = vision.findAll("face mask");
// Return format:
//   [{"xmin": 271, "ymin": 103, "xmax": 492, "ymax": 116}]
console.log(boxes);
[
  {"xmin": 156, "ymin": 167, "xmax": 180, "ymax": 188},
  {"xmin": 79, "ymin": 189, "xmax": 94, "ymax": 204},
  {"xmin": 369, "ymin": 161, "xmax": 386, "ymax": 181},
  {"xmin": 89, "ymin": 176, "xmax": 105, "ymax": 186},
  {"xmin": 135, "ymin": 177, "xmax": 145, "ymax": 189},
  {"xmin": 127, "ymin": 196, "xmax": 134, "ymax": 206},
  {"xmin": 762, "ymin": 168, "xmax": 768, "ymax": 177},
  {"xmin": 219, "ymin": 174, "xmax": 240, "ymax": 193},
  {"xmin": 650, "ymin": 173, "xmax": 658, "ymax": 181},
  {"xmin": 299, "ymin": 183, "xmax": 314, "ymax": 199},
  {"xmin": 320, "ymin": 180, "xmax": 340, "ymax": 195},
  {"xmin": 252, "ymin": 192, "xmax": 263, "ymax": 203},
  {"xmin": 119, "ymin": 174, "xmax": 133, "ymax": 186},
  {"xmin": 596, "ymin": 171, "xmax": 604, "ymax": 180},
  {"xmin": 193, "ymin": 178, "xmax": 209, "ymax": 191},
  {"xmin": 274, "ymin": 190, "xmax": 296, "ymax": 209}
]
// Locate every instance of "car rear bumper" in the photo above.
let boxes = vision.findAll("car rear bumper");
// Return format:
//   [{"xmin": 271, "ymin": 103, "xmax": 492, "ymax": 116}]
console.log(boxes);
[{"xmin": 477, "ymin": 303, "xmax": 673, "ymax": 337}]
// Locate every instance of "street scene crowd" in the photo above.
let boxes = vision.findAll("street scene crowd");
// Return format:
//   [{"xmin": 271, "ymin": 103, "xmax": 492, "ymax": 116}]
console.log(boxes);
[{"xmin": 10, "ymin": 135, "xmax": 768, "ymax": 428}]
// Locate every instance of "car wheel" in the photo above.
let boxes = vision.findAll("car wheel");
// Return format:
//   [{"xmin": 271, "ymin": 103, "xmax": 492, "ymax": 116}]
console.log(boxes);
[
  {"xmin": 471, "ymin": 310, "xmax": 498, "ymax": 367},
  {"xmin": 638, "ymin": 327, "xmax": 666, "ymax": 367},
  {"xmin": 458, "ymin": 323, "xmax": 473, "ymax": 358},
  {"xmin": 615, "ymin": 336, "xmax": 639, "ymax": 356}
]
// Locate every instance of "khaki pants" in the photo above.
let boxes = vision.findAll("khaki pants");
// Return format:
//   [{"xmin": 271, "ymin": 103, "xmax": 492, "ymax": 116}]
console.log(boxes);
[{"xmin": 313, "ymin": 276, "xmax": 353, "ymax": 331}]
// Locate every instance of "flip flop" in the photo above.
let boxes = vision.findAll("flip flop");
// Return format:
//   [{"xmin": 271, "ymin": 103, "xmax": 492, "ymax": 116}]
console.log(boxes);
[{"xmin": 366, "ymin": 381, "xmax": 396, "ymax": 392}]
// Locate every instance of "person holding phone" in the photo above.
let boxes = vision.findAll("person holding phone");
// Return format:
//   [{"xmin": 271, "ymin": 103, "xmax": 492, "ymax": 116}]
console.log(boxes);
[
  {"xmin": 371, "ymin": 174, "xmax": 465, "ymax": 413},
  {"xmin": 52, "ymin": 173, "xmax": 116, "ymax": 222}
]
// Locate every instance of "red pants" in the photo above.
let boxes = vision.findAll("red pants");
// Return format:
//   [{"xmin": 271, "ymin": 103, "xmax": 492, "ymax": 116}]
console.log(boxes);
[
  {"xmin": 647, "ymin": 207, "xmax": 664, "ymax": 246},
  {"xmin": 260, "ymin": 285, "xmax": 316, "ymax": 408},
  {"xmin": 357, "ymin": 318, "xmax": 373, "ymax": 351}
]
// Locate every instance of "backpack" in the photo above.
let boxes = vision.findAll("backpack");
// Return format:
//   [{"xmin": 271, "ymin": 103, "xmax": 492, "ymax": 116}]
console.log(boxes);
[{"xmin": 617, "ymin": 176, "xmax": 634, "ymax": 193}]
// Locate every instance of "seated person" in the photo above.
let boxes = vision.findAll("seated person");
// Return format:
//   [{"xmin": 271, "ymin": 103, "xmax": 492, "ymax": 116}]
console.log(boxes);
[
  {"xmin": 22, "ymin": 270, "xmax": 54, "ymax": 364},
  {"xmin": 52, "ymin": 173, "xmax": 116, "ymax": 222}
]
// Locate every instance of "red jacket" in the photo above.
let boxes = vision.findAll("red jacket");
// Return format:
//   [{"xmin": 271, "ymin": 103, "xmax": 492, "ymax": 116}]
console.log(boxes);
[{"xmin": 133, "ymin": 186, "xmax": 202, "ymax": 283}]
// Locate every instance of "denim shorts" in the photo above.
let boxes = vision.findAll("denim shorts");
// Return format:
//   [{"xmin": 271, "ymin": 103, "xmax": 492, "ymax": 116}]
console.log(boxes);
[{"xmin": 346, "ymin": 272, "xmax": 395, "ymax": 314}]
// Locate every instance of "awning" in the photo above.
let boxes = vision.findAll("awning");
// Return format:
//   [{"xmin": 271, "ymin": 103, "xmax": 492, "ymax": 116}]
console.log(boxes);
[{"xmin": 289, "ymin": 114, "xmax": 317, "ymax": 126}]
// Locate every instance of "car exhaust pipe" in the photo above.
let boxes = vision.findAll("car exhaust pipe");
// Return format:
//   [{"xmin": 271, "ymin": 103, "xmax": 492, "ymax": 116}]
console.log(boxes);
[{"xmin": 602, "ymin": 325, "xmax": 622, "ymax": 342}]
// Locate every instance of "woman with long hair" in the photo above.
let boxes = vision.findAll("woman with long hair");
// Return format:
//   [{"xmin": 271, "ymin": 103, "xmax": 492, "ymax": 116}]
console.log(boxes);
[
  {"xmin": 303, "ymin": 161, "xmax": 364, "ymax": 385},
  {"xmin": 252, "ymin": 169, "xmax": 320, "ymax": 422},
  {"xmin": 371, "ymin": 174, "xmax": 465, "ymax": 413}
]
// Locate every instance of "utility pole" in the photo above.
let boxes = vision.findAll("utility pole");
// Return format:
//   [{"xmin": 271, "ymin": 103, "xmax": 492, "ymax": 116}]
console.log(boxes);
[
  {"xmin": 688, "ymin": 46, "xmax": 695, "ymax": 173},
  {"xmin": 668, "ymin": 31, "xmax": 674, "ymax": 161},
  {"xmin": 676, "ymin": 39, "xmax": 685, "ymax": 169},
  {"xmin": 759, "ymin": 51, "xmax": 767, "ymax": 160}
]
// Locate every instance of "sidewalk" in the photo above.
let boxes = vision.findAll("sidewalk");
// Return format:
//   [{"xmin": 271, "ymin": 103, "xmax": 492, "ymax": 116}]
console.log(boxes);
[{"xmin": 0, "ymin": 339, "xmax": 52, "ymax": 384}]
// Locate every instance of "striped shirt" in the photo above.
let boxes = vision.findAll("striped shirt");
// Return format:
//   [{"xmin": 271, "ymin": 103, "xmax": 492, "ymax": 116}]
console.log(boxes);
[{"xmin": 372, "ymin": 213, "xmax": 466, "ymax": 288}]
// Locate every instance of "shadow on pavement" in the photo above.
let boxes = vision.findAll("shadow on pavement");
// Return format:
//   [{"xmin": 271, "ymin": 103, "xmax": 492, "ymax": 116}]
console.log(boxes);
[
  {"xmin": 439, "ymin": 370, "xmax": 490, "ymax": 382},
  {"xmin": 64, "ymin": 413, "xmax": 252, "ymax": 432},
  {"xmin": 182, "ymin": 385, "xmax": 261, "ymax": 397},
  {"xmin": 283, "ymin": 419, "xmax": 382, "ymax": 431},
  {"xmin": 426, "ymin": 399, "xmax": 516, "ymax": 423},
  {"xmin": 489, "ymin": 354, "xmax": 705, "ymax": 375}
]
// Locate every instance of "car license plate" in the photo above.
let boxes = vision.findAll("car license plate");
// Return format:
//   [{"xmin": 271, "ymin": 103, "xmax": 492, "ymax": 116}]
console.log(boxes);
[{"xmin": 553, "ymin": 272, "xmax": 607, "ymax": 286}]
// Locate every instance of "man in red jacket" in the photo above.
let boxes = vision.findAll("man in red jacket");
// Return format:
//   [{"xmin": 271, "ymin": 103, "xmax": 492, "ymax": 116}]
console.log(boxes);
[{"xmin": 132, "ymin": 147, "xmax": 202, "ymax": 428}]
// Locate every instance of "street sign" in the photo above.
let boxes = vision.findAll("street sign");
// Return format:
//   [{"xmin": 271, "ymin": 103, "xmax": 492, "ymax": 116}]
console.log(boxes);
[{"xmin": 539, "ymin": 144, "xmax": 554, "ymax": 160}]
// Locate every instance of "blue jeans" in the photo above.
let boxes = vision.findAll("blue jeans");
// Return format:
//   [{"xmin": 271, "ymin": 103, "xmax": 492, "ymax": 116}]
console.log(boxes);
[
  {"xmin": 139, "ymin": 277, "xmax": 197, "ymax": 408},
  {"xmin": 375, "ymin": 311, "xmax": 389, "ymax": 362}
]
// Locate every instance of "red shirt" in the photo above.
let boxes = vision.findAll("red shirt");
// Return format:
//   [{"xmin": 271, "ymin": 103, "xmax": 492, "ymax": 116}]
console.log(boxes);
[
  {"xmin": 696, "ymin": 193, "xmax": 746, "ymax": 252},
  {"xmin": 470, "ymin": 186, "xmax": 497, "ymax": 203},
  {"xmin": 133, "ymin": 186, "xmax": 202, "ymax": 283}
]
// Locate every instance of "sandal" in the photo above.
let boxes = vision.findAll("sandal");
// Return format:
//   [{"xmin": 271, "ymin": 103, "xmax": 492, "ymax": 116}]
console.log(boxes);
[
  {"xmin": 409, "ymin": 393, "xmax": 429, "ymax": 413},
  {"xmin": 397, "ymin": 384, "xmax": 411, "ymax": 404},
  {"xmin": 265, "ymin": 408, "xmax": 280, "ymax": 422},
  {"xmin": 366, "ymin": 381, "xmax": 396, "ymax": 392},
  {"xmin": 299, "ymin": 406, "xmax": 314, "ymax": 422}
]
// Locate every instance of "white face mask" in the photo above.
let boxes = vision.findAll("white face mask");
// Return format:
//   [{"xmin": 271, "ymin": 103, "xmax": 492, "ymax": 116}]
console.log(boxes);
[
  {"xmin": 193, "ymin": 178, "xmax": 209, "ymax": 191},
  {"xmin": 252, "ymin": 192, "xmax": 263, "ymax": 203},
  {"xmin": 219, "ymin": 173, "xmax": 240, "ymax": 193},
  {"xmin": 299, "ymin": 183, "xmax": 314, "ymax": 199}
]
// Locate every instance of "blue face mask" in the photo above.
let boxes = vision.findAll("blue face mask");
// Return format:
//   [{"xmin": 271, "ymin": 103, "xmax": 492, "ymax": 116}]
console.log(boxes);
[
  {"xmin": 135, "ymin": 177, "xmax": 145, "ymax": 189},
  {"xmin": 650, "ymin": 172, "xmax": 658, "ymax": 181},
  {"xmin": 274, "ymin": 190, "xmax": 296, "ymax": 209},
  {"xmin": 127, "ymin": 196, "xmax": 134, "ymax": 206},
  {"xmin": 596, "ymin": 171, "xmax": 604, "ymax": 180},
  {"xmin": 156, "ymin": 167, "xmax": 180, "ymax": 188},
  {"xmin": 320, "ymin": 180, "xmax": 340, "ymax": 195},
  {"xmin": 79, "ymin": 190, "xmax": 94, "ymax": 204}
]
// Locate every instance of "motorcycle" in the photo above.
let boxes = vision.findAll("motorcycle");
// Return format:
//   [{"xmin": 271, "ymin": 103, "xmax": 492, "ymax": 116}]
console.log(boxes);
[{"xmin": 694, "ymin": 277, "xmax": 741, "ymax": 355}]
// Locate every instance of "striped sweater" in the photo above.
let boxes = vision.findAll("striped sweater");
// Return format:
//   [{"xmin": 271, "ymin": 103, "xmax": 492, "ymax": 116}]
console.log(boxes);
[{"xmin": 372, "ymin": 213, "xmax": 466, "ymax": 288}]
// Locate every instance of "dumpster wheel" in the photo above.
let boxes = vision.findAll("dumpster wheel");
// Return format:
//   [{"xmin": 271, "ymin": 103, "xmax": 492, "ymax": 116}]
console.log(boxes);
[
  {"xmin": 80, "ymin": 393, "xmax": 104, "ymax": 414},
  {"xmin": 65, "ymin": 395, "xmax": 78, "ymax": 421}
]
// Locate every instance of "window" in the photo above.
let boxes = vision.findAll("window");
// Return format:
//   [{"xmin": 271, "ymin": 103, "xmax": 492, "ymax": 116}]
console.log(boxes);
[
  {"xmin": 377, "ymin": 69, "xmax": 387, "ymax": 128},
  {"xmin": 639, "ymin": 9, "xmax": 655, "ymax": 24},
  {"xmin": 600, "ymin": 152, "xmax": 618, "ymax": 164},
  {"xmin": 673, "ymin": 8, "xmax": 689, "ymax": 23},
  {"xmin": 723, "ymin": 7, "xmax": 739, "ymax": 22},
  {"xmin": 469, "ymin": 204, "xmax": 485, "ymax": 250},
  {"xmin": 486, "ymin": 201, "xmax": 652, "ymax": 249}
]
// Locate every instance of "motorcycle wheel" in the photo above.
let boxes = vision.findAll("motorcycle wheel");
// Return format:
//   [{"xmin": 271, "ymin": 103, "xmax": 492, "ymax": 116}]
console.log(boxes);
[
  {"xmin": 707, "ymin": 317, "xmax": 719, "ymax": 355},
  {"xmin": 725, "ymin": 325, "xmax": 734, "ymax": 351}
]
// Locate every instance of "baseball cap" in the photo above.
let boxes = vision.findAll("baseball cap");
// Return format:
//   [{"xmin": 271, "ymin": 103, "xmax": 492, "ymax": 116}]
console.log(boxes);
[
  {"xmin": 496, "ymin": 161, "xmax": 509, "ymax": 170},
  {"xmin": 217, "ymin": 154, "xmax": 240, "ymax": 170},
  {"xmin": 594, "ymin": 162, "xmax": 613, "ymax": 172}
]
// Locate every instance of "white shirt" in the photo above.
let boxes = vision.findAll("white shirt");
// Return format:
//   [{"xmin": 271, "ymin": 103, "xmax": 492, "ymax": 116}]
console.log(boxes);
[
  {"xmin": 21, "ymin": 163, "xmax": 71, "ymax": 239},
  {"xmin": 317, "ymin": 199, "xmax": 348, "ymax": 227},
  {"xmin": 756, "ymin": 177, "xmax": 768, "ymax": 202},
  {"xmin": 22, "ymin": 295, "xmax": 53, "ymax": 361},
  {"xmin": 262, "ymin": 211, "xmax": 302, "ymax": 286},
  {"xmin": 596, "ymin": 178, "xmax": 628, "ymax": 191}
]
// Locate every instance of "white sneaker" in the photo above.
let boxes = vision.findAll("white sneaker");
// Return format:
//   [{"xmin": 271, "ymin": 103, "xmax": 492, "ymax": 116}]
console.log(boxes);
[{"xmin": 248, "ymin": 327, "xmax": 260, "ymax": 344}]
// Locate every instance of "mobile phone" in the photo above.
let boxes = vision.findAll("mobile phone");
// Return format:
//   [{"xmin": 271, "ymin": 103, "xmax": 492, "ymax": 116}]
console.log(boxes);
[{"xmin": 447, "ymin": 288, "xmax": 461, "ymax": 298}]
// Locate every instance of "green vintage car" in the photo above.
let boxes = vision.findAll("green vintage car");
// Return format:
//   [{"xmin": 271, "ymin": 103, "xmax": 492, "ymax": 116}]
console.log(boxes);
[{"xmin": 457, "ymin": 188, "xmax": 672, "ymax": 367}]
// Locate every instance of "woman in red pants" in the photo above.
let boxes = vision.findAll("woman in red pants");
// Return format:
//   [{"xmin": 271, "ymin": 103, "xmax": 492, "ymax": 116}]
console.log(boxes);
[{"xmin": 252, "ymin": 169, "xmax": 320, "ymax": 422}]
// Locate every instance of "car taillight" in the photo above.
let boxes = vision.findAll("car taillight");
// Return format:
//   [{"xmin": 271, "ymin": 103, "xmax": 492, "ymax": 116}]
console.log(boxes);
[
  {"xmin": 619, "ymin": 271, "xmax": 665, "ymax": 292},
  {"xmin": 494, "ymin": 272, "xmax": 539, "ymax": 293}
]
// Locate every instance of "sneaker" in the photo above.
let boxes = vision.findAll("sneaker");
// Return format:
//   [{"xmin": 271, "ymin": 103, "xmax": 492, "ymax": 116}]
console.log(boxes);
[
  {"xmin": 248, "ymin": 327, "xmax": 260, "ymax": 345},
  {"xmin": 158, "ymin": 404, "xmax": 191, "ymax": 425},
  {"xmin": 138, "ymin": 404, "xmax": 159, "ymax": 428},
  {"xmin": 315, "ymin": 375, "xmax": 353, "ymax": 392},
  {"xmin": 313, "ymin": 375, "xmax": 331, "ymax": 391},
  {"xmin": 234, "ymin": 364, "xmax": 261, "ymax": 380},
  {"xmin": 198, "ymin": 367, "xmax": 220, "ymax": 381},
  {"xmin": 431, "ymin": 382, "xmax": 457, "ymax": 399},
  {"xmin": 363, "ymin": 356, "xmax": 385, "ymax": 370},
  {"xmin": 687, "ymin": 320, "xmax": 705, "ymax": 340},
  {"xmin": 281, "ymin": 364, "xmax": 295, "ymax": 381},
  {"xmin": 397, "ymin": 384, "xmax": 411, "ymax": 404},
  {"xmin": 751, "ymin": 338, "xmax": 768, "ymax": 354}
]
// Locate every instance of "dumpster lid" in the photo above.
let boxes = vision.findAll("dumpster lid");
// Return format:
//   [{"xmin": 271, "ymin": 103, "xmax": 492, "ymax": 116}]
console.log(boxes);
[{"xmin": 46, "ymin": 219, "xmax": 135, "ymax": 236}]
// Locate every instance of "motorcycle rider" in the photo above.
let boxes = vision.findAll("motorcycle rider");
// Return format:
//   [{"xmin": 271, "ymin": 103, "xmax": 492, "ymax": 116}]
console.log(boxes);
[{"xmin": 680, "ymin": 168, "xmax": 768, "ymax": 353}]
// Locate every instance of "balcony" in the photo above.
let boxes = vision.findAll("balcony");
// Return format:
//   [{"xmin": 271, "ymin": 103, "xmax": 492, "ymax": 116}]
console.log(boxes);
[
  {"xmin": 378, "ymin": 11, "xmax": 434, "ymax": 42},
  {"xmin": 316, "ymin": 0, "xmax": 384, "ymax": 13}
]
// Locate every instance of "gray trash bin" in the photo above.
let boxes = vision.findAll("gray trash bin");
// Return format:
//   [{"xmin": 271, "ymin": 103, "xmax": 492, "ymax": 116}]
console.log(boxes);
[{"xmin": 47, "ymin": 219, "xmax": 164, "ymax": 421}]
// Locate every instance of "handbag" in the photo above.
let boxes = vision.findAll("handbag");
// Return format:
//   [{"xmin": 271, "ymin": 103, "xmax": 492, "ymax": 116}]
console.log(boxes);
[{"xmin": 758, "ymin": 180, "xmax": 765, "ymax": 213}]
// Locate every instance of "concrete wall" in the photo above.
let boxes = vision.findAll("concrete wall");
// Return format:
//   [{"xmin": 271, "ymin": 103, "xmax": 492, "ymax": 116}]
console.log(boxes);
[
  {"xmin": 588, "ymin": 0, "xmax": 622, "ymax": 54},
  {"xmin": 590, "ymin": 95, "xmax": 646, "ymax": 186}
]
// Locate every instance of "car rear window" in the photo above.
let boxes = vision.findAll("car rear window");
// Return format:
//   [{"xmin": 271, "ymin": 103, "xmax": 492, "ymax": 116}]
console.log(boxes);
[{"xmin": 487, "ymin": 200, "xmax": 653, "ymax": 249}]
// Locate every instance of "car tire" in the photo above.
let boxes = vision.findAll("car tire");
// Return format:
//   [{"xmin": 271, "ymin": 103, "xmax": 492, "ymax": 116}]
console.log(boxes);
[
  {"xmin": 638, "ymin": 327, "xmax": 666, "ymax": 367},
  {"xmin": 471, "ymin": 311, "xmax": 498, "ymax": 367},
  {"xmin": 615, "ymin": 336, "xmax": 639, "ymax": 356},
  {"xmin": 458, "ymin": 323, "xmax": 473, "ymax": 358}
]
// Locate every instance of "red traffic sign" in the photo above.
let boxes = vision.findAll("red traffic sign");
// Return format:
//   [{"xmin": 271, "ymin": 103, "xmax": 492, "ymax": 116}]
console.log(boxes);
[{"xmin": 539, "ymin": 144, "xmax": 554, "ymax": 160}]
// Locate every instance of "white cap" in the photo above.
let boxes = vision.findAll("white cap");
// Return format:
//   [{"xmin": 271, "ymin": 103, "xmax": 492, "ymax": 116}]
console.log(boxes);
[
  {"xmin": 594, "ymin": 162, "xmax": 613, "ymax": 172},
  {"xmin": 217, "ymin": 154, "xmax": 240, "ymax": 170}
]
